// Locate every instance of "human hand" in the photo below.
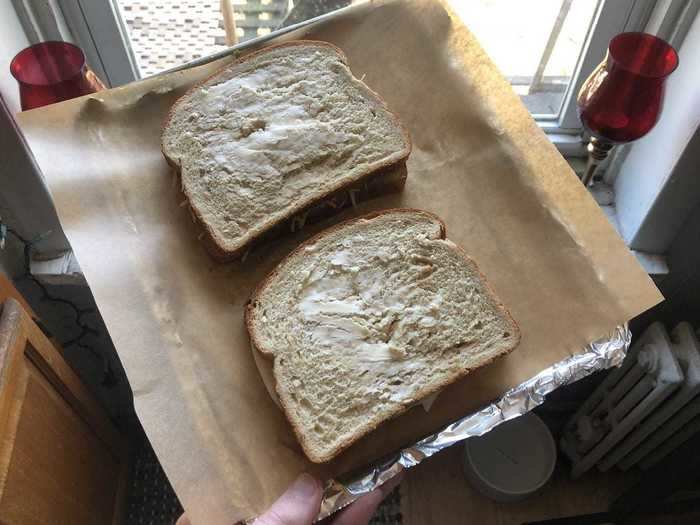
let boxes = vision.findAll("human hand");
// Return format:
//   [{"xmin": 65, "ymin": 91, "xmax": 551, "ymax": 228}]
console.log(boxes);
[{"xmin": 175, "ymin": 471, "xmax": 404, "ymax": 525}]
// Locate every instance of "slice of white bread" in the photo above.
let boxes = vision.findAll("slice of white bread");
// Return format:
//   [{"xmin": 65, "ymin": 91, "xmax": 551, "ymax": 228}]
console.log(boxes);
[
  {"xmin": 246, "ymin": 209, "xmax": 520, "ymax": 462},
  {"xmin": 161, "ymin": 41, "xmax": 411, "ymax": 261}
]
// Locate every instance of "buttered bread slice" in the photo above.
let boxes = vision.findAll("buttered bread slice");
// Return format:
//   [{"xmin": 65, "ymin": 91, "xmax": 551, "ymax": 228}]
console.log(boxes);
[
  {"xmin": 246, "ymin": 209, "xmax": 520, "ymax": 462},
  {"xmin": 162, "ymin": 41, "xmax": 410, "ymax": 261}
]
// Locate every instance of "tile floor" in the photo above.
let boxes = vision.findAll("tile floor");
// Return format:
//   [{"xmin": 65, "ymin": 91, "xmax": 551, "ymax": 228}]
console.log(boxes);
[{"xmin": 123, "ymin": 423, "xmax": 401, "ymax": 524}]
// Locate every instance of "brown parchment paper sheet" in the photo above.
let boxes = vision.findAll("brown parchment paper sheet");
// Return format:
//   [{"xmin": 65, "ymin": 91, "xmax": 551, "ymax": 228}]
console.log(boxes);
[{"xmin": 17, "ymin": 1, "xmax": 662, "ymax": 522}]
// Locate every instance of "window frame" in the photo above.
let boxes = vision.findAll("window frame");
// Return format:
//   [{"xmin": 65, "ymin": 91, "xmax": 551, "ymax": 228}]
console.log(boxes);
[
  {"xmin": 6, "ymin": 0, "xmax": 696, "ymax": 270},
  {"xmin": 541, "ymin": 0, "xmax": 655, "ymax": 145},
  {"xmin": 21, "ymin": 1, "xmax": 654, "ymax": 130},
  {"xmin": 606, "ymin": 0, "xmax": 700, "ymax": 254},
  {"xmin": 517, "ymin": 0, "xmax": 654, "ymax": 156},
  {"xmin": 51, "ymin": 0, "xmax": 656, "ymax": 153},
  {"xmin": 57, "ymin": 0, "xmax": 139, "ymax": 87}
]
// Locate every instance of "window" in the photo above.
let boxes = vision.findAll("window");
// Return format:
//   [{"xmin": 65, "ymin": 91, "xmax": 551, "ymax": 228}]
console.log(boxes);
[
  {"xmin": 17, "ymin": 0, "xmax": 655, "ymax": 141},
  {"xmin": 114, "ymin": 0, "xmax": 597, "ymax": 111},
  {"xmin": 9, "ymin": 0, "xmax": 698, "ymax": 265},
  {"xmin": 453, "ymin": 0, "xmax": 600, "ymax": 119},
  {"xmin": 115, "ymin": 0, "xmax": 286, "ymax": 77}
]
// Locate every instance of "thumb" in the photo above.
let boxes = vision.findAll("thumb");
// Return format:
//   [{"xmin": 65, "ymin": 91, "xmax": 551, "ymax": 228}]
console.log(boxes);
[{"xmin": 253, "ymin": 473, "xmax": 323, "ymax": 525}]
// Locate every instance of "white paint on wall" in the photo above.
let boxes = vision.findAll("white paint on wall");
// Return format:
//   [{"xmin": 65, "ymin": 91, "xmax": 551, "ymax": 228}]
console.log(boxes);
[
  {"xmin": 0, "ymin": 2, "xmax": 29, "ymax": 276},
  {"xmin": 614, "ymin": 11, "xmax": 700, "ymax": 251},
  {"xmin": 0, "ymin": 2, "xmax": 29, "ymax": 113},
  {"xmin": 0, "ymin": 4, "xmax": 70, "ymax": 276}
]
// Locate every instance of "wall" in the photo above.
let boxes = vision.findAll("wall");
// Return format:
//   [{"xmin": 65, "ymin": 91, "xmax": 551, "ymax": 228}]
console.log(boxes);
[
  {"xmin": 0, "ymin": 6, "xmax": 131, "ymax": 422},
  {"xmin": 0, "ymin": 2, "xmax": 70, "ymax": 275},
  {"xmin": 632, "ymin": 198, "xmax": 700, "ymax": 332},
  {"xmin": 0, "ymin": 1, "xmax": 29, "ymax": 113},
  {"xmin": 614, "ymin": 10, "xmax": 700, "ymax": 252},
  {"xmin": 0, "ymin": 3, "xmax": 29, "ymax": 278},
  {"xmin": 0, "ymin": 239, "xmax": 24, "ymax": 279}
]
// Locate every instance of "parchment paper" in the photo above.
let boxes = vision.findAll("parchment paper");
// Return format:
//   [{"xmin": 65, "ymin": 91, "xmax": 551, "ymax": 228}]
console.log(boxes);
[{"xmin": 17, "ymin": 1, "xmax": 662, "ymax": 522}]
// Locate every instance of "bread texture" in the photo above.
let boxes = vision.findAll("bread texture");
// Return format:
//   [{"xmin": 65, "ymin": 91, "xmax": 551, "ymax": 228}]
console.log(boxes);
[
  {"xmin": 162, "ymin": 41, "xmax": 411, "ymax": 261},
  {"xmin": 246, "ymin": 209, "xmax": 520, "ymax": 462}
]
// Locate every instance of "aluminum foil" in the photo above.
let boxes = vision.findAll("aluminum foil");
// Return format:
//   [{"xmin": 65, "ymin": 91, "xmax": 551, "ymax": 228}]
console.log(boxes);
[{"xmin": 315, "ymin": 324, "xmax": 631, "ymax": 521}]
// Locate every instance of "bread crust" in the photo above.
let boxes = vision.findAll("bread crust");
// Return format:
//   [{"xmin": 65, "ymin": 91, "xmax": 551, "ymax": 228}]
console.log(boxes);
[
  {"xmin": 245, "ymin": 209, "xmax": 520, "ymax": 463},
  {"xmin": 161, "ymin": 40, "xmax": 412, "ymax": 262}
]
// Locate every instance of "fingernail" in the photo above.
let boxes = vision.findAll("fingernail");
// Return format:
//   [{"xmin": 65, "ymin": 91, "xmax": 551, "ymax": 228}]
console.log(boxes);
[{"xmin": 290, "ymin": 473, "xmax": 319, "ymax": 498}]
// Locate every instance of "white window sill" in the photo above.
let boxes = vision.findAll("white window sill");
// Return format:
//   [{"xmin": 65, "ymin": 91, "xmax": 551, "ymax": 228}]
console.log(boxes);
[
  {"xmin": 548, "ymin": 132, "xmax": 586, "ymax": 158},
  {"xmin": 590, "ymin": 183, "xmax": 669, "ymax": 277},
  {"xmin": 548, "ymin": 146, "xmax": 670, "ymax": 277},
  {"xmin": 31, "ymin": 251, "xmax": 86, "ymax": 286}
]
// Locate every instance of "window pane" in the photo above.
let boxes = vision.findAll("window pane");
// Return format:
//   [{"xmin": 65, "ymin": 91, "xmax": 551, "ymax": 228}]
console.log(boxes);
[
  {"xmin": 449, "ymin": 0, "xmax": 600, "ymax": 117},
  {"xmin": 116, "ymin": 0, "xmax": 599, "ymax": 119},
  {"xmin": 116, "ymin": 0, "xmax": 352, "ymax": 77}
]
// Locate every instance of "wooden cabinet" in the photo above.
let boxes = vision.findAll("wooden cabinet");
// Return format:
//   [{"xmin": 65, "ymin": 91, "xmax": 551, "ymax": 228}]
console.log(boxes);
[{"xmin": 0, "ymin": 298, "xmax": 129, "ymax": 525}]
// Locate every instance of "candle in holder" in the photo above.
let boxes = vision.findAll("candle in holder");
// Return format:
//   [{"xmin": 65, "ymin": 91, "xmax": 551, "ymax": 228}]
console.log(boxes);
[
  {"xmin": 10, "ymin": 41, "xmax": 106, "ymax": 111},
  {"xmin": 578, "ymin": 32, "xmax": 678, "ymax": 186}
]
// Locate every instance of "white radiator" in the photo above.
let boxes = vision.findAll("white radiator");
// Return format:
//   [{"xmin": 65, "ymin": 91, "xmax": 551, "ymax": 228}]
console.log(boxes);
[{"xmin": 561, "ymin": 322, "xmax": 700, "ymax": 478}]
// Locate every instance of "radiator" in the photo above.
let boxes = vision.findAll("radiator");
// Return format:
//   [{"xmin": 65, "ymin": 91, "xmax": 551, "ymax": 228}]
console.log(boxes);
[{"xmin": 561, "ymin": 322, "xmax": 700, "ymax": 478}]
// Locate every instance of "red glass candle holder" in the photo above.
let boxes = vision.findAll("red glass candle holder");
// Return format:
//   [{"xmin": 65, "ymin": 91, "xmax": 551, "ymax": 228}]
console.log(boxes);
[
  {"xmin": 10, "ymin": 41, "xmax": 106, "ymax": 111},
  {"xmin": 577, "ymin": 32, "xmax": 678, "ymax": 185}
]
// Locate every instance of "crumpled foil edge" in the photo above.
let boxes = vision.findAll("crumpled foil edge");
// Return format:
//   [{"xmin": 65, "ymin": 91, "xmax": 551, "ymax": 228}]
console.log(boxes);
[{"xmin": 314, "ymin": 324, "xmax": 631, "ymax": 521}]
